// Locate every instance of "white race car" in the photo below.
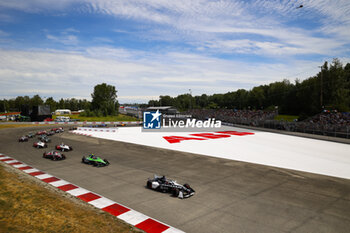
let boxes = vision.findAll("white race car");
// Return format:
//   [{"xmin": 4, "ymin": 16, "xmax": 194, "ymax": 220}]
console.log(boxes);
[
  {"xmin": 33, "ymin": 141, "xmax": 47, "ymax": 149},
  {"xmin": 55, "ymin": 143, "xmax": 73, "ymax": 152}
]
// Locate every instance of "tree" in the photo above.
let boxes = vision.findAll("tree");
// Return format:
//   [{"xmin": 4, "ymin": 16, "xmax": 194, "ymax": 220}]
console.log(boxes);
[
  {"xmin": 91, "ymin": 83, "xmax": 118, "ymax": 116},
  {"xmin": 78, "ymin": 99, "xmax": 90, "ymax": 110},
  {"xmin": 30, "ymin": 95, "xmax": 44, "ymax": 107},
  {"xmin": 68, "ymin": 98, "xmax": 79, "ymax": 111},
  {"xmin": 45, "ymin": 97, "xmax": 57, "ymax": 111},
  {"xmin": 159, "ymin": 95, "xmax": 174, "ymax": 106},
  {"xmin": 248, "ymin": 86, "xmax": 265, "ymax": 109},
  {"xmin": 195, "ymin": 94, "xmax": 209, "ymax": 108},
  {"xmin": 58, "ymin": 98, "xmax": 65, "ymax": 109},
  {"xmin": 148, "ymin": 100, "xmax": 160, "ymax": 107}
]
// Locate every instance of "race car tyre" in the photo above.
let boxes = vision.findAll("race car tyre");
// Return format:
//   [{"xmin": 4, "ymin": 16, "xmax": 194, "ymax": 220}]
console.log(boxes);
[
  {"xmin": 37, "ymin": 145, "xmax": 39, "ymax": 148},
  {"xmin": 172, "ymin": 188, "xmax": 180, "ymax": 197},
  {"xmin": 147, "ymin": 180, "xmax": 152, "ymax": 189},
  {"xmin": 81, "ymin": 157, "xmax": 86, "ymax": 163},
  {"xmin": 70, "ymin": 147, "xmax": 73, "ymax": 151}
]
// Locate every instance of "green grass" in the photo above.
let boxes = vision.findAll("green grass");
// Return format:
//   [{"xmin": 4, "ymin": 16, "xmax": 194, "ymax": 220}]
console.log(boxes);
[
  {"xmin": 274, "ymin": 114, "xmax": 299, "ymax": 122},
  {"xmin": 53, "ymin": 114, "xmax": 139, "ymax": 122},
  {"xmin": 0, "ymin": 164, "xmax": 138, "ymax": 233}
]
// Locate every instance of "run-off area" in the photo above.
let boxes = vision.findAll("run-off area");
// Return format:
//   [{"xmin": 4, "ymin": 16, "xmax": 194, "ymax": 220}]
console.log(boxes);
[{"xmin": 73, "ymin": 126, "xmax": 350, "ymax": 179}]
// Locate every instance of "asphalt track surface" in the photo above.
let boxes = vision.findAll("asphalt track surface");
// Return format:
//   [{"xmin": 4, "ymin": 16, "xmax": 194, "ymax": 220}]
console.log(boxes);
[{"xmin": 1, "ymin": 126, "xmax": 350, "ymax": 233}]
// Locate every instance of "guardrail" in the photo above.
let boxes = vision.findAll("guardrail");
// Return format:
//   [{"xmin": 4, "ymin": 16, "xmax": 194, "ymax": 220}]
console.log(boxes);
[{"xmin": 76, "ymin": 127, "xmax": 118, "ymax": 133}]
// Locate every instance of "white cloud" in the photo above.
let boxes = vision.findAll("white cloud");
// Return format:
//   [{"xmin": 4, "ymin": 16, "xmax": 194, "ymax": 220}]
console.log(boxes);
[
  {"xmin": 45, "ymin": 28, "xmax": 80, "ymax": 45},
  {"xmin": 47, "ymin": 34, "xmax": 79, "ymax": 45},
  {"xmin": 0, "ymin": 1, "xmax": 349, "ymax": 102},
  {"xmin": 0, "ymin": 0, "xmax": 80, "ymax": 13},
  {"xmin": 0, "ymin": 47, "xmax": 331, "ymax": 102},
  {"xmin": 1, "ymin": 1, "xmax": 349, "ymax": 57},
  {"xmin": 79, "ymin": 0, "xmax": 349, "ymax": 57},
  {"xmin": 0, "ymin": 30, "xmax": 9, "ymax": 37}
]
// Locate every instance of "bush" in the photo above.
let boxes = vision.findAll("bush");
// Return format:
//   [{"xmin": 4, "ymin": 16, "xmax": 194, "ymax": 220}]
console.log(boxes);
[
  {"xmin": 94, "ymin": 110, "xmax": 103, "ymax": 117},
  {"xmin": 80, "ymin": 109, "xmax": 96, "ymax": 117}
]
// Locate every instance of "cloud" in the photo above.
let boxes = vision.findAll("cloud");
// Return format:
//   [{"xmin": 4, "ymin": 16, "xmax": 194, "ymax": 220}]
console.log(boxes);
[
  {"xmin": 0, "ymin": 0, "xmax": 80, "ymax": 13},
  {"xmin": 118, "ymin": 95, "xmax": 160, "ymax": 103},
  {"xmin": 47, "ymin": 34, "xmax": 78, "ymax": 45},
  {"xmin": 0, "ymin": 1, "xmax": 349, "ymax": 103},
  {"xmin": 45, "ymin": 28, "xmax": 80, "ymax": 45},
  {"xmin": 0, "ymin": 47, "xmax": 330, "ymax": 103},
  {"xmin": 79, "ymin": 0, "xmax": 349, "ymax": 57},
  {"xmin": 1, "ymin": 1, "xmax": 349, "ymax": 57},
  {"xmin": 0, "ymin": 30, "xmax": 9, "ymax": 37}
]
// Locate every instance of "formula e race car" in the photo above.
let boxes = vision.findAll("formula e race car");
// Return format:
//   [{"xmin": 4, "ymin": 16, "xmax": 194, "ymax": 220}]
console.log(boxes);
[
  {"xmin": 26, "ymin": 132, "xmax": 35, "ymax": 138},
  {"xmin": 43, "ymin": 151, "xmax": 66, "ymax": 161},
  {"xmin": 146, "ymin": 175, "xmax": 195, "ymax": 199},
  {"xmin": 18, "ymin": 136, "xmax": 29, "ymax": 142},
  {"xmin": 82, "ymin": 154, "xmax": 109, "ymax": 167},
  {"xmin": 56, "ymin": 143, "xmax": 73, "ymax": 152},
  {"xmin": 52, "ymin": 127, "xmax": 64, "ymax": 133},
  {"xmin": 33, "ymin": 141, "xmax": 48, "ymax": 149},
  {"xmin": 39, "ymin": 135, "xmax": 51, "ymax": 143},
  {"xmin": 36, "ymin": 130, "xmax": 47, "ymax": 135},
  {"xmin": 46, "ymin": 130, "xmax": 55, "ymax": 136}
]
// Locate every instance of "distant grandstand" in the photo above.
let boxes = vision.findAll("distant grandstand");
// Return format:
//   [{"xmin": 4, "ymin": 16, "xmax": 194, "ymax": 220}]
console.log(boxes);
[{"xmin": 185, "ymin": 109, "xmax": 350, "ymax": 139}]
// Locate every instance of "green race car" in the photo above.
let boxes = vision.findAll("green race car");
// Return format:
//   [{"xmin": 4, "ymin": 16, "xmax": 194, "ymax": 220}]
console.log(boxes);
[{"xmin": 82, "ymin": 154, "xmax": 110, "ymax": 167}]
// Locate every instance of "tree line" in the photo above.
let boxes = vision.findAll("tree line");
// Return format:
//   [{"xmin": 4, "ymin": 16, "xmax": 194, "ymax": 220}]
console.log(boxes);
[
  {"xmin": 2, "ymin": 60, "xmax": 349, "ymax": 118},
  {"xmin": 149, "ymin": 59, "xmax": 350, "ymax": 117},
  {"xmin": 0, "ymin": 83, "xmax": 119, "ymax": 117}
]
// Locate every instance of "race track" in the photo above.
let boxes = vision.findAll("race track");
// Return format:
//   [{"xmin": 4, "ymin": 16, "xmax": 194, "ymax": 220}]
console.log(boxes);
[{"xmin": 1, "ymin": 126, "xmax": 350, "ymax": 233}]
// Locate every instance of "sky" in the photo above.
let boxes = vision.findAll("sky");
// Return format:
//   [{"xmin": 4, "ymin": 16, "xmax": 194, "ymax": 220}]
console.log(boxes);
[{"xmin": 0, "ymin": 0, "xmax": 349, "ymax": 103}]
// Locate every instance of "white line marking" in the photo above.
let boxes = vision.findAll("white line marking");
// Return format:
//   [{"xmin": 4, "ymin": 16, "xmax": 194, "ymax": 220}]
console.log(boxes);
[
  {"xmin": 50, "ymin": 180, "xmax": 69, "ymax": 187},
  {"xmin": 35, "ymin": 174, "xmax": 53, "ymax": 180},
  {"xmin": 66, "ymin": 187, "xmax": 90, "ymax": 196},
  {"xmin": 88, "ymin": 197, "xmax": 115, "ymax": 209},
  {"xmin": 0, "ymin": 156, "xmax": 10, "ymax": 160},
  {"xmin": 23, "ymin": 168, "xmax": 39, "ymax": 173},
  {"xmin": 118, "ymin": 210, "xmax": 149, "ymax": 226}
]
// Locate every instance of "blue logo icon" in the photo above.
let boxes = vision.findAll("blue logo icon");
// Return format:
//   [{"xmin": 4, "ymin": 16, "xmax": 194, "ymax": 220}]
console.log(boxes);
[{"xmin": 143, "ymin": 110, "xmax": 162, "ymax": 129}]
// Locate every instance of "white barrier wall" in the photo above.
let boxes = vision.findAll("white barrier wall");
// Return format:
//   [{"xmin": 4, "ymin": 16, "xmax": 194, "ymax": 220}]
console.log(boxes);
[{"xmin": 76, "ymin": 127, "xmax": 118, "ymax": 133}]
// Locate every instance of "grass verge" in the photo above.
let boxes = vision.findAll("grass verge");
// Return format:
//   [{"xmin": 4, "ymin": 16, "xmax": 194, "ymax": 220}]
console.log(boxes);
[
  {"xmin": 0, "ymin": 163, "xmax": 139, "ymax": 233},
  {"xmin": 0, "ymin": 124, "xmax": 42, "ymax": 129}
]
